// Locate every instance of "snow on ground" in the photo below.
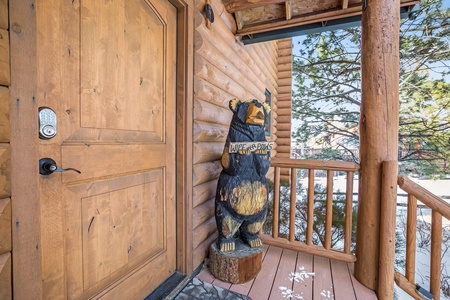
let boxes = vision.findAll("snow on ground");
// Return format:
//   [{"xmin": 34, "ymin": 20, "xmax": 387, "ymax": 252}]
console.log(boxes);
[{"xmin": 296, "ymin": 174, "xmax": 450, "ymax": 299}]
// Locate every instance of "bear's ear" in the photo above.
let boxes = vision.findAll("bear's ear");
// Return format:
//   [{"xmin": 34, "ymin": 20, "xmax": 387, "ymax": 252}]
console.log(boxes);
[
  {"xmin": 263, "ymin": 102, "xmax": 271, "ymax": 114},
  {"xmin": 229, "ymin": 98, "xmax": 241, "ymax": 113}
]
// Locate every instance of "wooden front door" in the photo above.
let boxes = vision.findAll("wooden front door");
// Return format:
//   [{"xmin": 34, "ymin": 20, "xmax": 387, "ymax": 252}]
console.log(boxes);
[{"xmin": 36, "ymin": 0, "xmax": 177, "ymax": 298}]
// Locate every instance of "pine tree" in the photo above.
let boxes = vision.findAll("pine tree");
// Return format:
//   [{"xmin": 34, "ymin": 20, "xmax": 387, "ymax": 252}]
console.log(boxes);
[{"xmin": 292, "ymin": 0, "xmax": 450, "ymax": 177}]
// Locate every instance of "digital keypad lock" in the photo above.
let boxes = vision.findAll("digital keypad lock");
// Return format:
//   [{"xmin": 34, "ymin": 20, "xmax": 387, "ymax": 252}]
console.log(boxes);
[{"xmin": 39, "ymin": 107, "xmax": 57, "ymax": 139}]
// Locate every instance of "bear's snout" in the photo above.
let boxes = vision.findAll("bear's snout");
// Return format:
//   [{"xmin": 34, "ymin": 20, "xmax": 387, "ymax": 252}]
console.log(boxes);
[{"xmin": 246, "ymin": 104, "xmax": 265, "ymax": 125}]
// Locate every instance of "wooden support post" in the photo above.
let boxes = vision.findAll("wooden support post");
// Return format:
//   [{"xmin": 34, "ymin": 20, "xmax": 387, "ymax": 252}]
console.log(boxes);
[
  {"xmin": 355, "ymin": 0, "xmax": 400, "ymax": 291},
  {"xmin": 378, "ymin": 161, "xmax": 398, "ymax": 299}
]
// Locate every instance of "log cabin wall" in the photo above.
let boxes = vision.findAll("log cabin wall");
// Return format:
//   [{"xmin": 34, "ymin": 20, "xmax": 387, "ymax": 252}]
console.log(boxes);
[
  {"xmin": 193, "ymin": 0, "xmax": 279, "ymax": 268},
  {"xmin": 275, "ymin": 38, "xmax": 292, "ymax": 180},
  {"xmin": 0, "ymin": 0, "xmax": 12, "ymax": 298}
]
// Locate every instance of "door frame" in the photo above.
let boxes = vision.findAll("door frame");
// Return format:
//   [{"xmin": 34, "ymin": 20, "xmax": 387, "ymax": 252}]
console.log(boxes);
[
  {"xmin": 170, "ymin": 0, "xmax": 194, "ymax": 275},
  {"xmin": 9, "ymin": 0, "xmax": 194, "ymax": 298}
]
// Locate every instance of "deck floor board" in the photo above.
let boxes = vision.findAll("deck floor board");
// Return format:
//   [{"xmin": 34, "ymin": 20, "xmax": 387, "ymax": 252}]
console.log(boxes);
[
  {"xmin": 313, "ymin": 255, "xmax": 334, "ymax": 299},
  {"xmin": 348, "ymin": 264, "xmax": 378, "ymax": 300},
  {"xmin": 196, "ymin": 267, "xmax": 215, "ymax": 284},
  {"xmin": 247, "ymin": 245, "xmax": 282, "ymax": 299},
  {"xmin": 331, "ymin": 260, "xmax": 357, "ymax": 300},
  {"xmin": 293, "ymin": 251, "xmax": 314, "ymax": 300},
  {"xmin": 269, "ymin": 249, "xmax": 297, "ymax": 299},
  {"xmin": 196, "ymin": 245, "xmax": 378, "ymax": 299},
  {"xmin": 211, "ymin": 278, "xmax": 232, "ymax": 290}
]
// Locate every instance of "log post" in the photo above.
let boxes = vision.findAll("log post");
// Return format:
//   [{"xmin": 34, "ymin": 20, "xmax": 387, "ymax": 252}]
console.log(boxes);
[
  {"xmin": 378, "ymin": 161, "xmax": 398, "ymax": 299},
  {"xmin": 355, "ymin": 0, "xmax": 400, "ymax": 291}
]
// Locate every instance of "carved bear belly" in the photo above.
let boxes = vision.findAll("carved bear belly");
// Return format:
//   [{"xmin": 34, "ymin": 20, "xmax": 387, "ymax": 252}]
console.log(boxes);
[{"xmin": 229, "ymin": 180, "xmax": 267, "ymax": 216}]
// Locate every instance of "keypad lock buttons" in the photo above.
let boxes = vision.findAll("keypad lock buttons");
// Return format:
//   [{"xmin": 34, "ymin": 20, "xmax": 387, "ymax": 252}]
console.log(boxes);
[{"xmin": 39, "ymin": 107, "xmax": 57, "ymax": 139}]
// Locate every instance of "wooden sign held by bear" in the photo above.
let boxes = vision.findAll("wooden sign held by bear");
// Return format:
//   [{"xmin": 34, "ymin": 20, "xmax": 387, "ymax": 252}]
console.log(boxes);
[{"xmin": 215, "ymin": 98, "xmax": 271, "ymax": 253}]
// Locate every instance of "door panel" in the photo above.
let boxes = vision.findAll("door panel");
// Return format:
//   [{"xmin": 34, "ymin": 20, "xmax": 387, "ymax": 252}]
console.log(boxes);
[
  {"xmin": 65, "ymin": 170, "xmax": 167, "ymax": 297},
  {"xmin": 79, "ymin": 0, "xmax": 165, "ymax": 138},
  {"xmin": 38, "ymin": 0, "xmax": 177, "ymax": 298}
]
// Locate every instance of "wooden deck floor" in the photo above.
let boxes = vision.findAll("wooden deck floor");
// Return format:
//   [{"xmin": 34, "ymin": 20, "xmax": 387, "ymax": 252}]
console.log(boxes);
[{"xmin": 196, "ymin": 245, "xmax": 378, "ymax": 300}]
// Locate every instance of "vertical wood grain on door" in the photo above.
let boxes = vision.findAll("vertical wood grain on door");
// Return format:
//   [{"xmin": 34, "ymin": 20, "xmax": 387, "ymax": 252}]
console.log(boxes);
[{"xmin": 37, "ymin": 0, "xmax": 177, "ymax": 298}]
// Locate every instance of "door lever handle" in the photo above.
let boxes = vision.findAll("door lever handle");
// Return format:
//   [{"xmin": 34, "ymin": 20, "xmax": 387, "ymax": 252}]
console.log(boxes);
[{"xmin": 39, "ymin": 158, "xmax": 81, "ymax": 175}]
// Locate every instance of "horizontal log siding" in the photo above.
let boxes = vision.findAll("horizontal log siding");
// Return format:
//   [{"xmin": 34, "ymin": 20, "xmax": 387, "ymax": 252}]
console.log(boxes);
[
  {"xmin": 0, "ymin": 2, "xmax": 11, "ymax": 298},
  {"xmin": 275, "ymin": 39, "xmax": 292, "ymax": 178},
  {"xmin": 192, "ymin": 3, "xmax": 279, "ymax": 268}
]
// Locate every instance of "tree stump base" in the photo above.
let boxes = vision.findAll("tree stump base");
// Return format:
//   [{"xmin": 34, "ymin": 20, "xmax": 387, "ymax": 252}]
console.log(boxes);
[{"xmin": 209, "ymin": 239, "xmax": 263, "ymax": 284}]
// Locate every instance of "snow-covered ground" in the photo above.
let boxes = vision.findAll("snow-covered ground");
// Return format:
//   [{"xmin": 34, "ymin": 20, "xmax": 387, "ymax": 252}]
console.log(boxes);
[{"xmin": 296, "ymin": 175, "xmax": 450, "ymax": 299}]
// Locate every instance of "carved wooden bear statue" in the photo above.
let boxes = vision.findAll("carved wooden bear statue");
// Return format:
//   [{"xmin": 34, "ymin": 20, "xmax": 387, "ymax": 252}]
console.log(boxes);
[{"xmin": 215, "ymin": 98, "xmax": 271, "ymax": 252}]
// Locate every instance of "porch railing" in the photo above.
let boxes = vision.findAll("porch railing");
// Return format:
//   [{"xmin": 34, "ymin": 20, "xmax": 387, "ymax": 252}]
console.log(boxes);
[
  {"xmin": 393, "ymin": 174, "xmax": 450, "ymax": 300},
  {"xmin": 266, "ymin": 158, "xmax": 450, "ymax": 298},
  {"xmin": 262, "ymin": 157, "xmax": 360, "ymax": 263}
]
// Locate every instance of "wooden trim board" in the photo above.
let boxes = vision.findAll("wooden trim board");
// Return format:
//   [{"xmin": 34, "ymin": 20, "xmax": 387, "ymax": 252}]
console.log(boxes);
[{"xmin": 170, "ymin": 0, "xmax": 195, "ymax": 275}]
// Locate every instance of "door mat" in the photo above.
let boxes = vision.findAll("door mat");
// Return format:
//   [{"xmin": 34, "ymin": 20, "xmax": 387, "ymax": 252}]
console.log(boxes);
[{"xmin": 173, "ymin": 278, "xmax": 251, "ymax": 300}]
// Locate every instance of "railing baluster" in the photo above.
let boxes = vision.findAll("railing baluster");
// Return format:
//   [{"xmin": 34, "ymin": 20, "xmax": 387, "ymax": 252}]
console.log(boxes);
[
  {"xmin": 325, "ymin": 170, "xmax": 333, "ymax": 249},
  {"xmin": 272, "ymin": 166, "xmax": 280, "ymax": 239},
  {"xmin": 344, "ymin": 171, "xmax": 354, "ymax": 254},
  {"xmin": 430, "ymin": 210, "xmax": 442, "ymax": 300},
  {"xmin": 405, "ymin": 194, "xmax": 417, "ymax": 284},
  {"xmin": 289, "ymin": 168, "xmax": 297, "ymax": 242},
  {"xmin": 307, "ymin": 169, "xmax": 315, "ymax": 246}
]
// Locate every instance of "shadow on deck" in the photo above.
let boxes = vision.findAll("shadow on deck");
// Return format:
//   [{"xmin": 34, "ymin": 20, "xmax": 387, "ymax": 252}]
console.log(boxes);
[{"xmin": 178, "ymin": 245, "xmax": 377, "ymax": 300}]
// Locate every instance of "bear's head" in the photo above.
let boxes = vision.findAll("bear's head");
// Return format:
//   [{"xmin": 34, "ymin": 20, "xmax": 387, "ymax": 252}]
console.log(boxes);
[{"xmin": 229, "ymin": 98, "xmax": 270, "ymax": 127}]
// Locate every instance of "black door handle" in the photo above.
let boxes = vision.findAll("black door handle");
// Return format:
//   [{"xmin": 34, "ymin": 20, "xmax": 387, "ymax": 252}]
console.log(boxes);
[{"xmin": 39, "ymin": 158, "xmax": 81, "ymax": 175}]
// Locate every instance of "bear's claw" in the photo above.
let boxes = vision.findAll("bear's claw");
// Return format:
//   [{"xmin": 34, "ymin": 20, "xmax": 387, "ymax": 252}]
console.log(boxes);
[
  {"xmin": 248, "ymin": 238, "xmax": 262, "ymax": 248},
  {"xmin": 219, "ymin": 241, "xmax": 235, "ymax": 252}
]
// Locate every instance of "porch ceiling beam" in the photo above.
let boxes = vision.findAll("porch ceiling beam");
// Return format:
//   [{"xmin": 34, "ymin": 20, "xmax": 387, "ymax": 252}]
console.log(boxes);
[
  {"xmin": 342, "ymin": 0, "xmax": 349, "ymax": 9},
  {"xmin": 237, "ymin": 6, "xmax": 361, "ymax": 36},
  {"xmin": 236, "ymin": 0, "xmax": 419, "ymax": 36},
  {"xmin": 235, "ymin": 11, "xmax": 244, "ymax": 30},
  {"xmin": 285, "ymin": 0, "xmax": 292, "ymax": 20},
  {"xmin": 223, "ymin": 0, "xmax": 287, "ymax": 13},
  {"xmin": 241, "ymin": 5, "xmax": 414, "ymax": 44}
]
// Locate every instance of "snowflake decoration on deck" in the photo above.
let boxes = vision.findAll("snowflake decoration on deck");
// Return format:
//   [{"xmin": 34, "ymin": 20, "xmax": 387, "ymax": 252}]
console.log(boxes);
[
  {"xmin": 288, "ymin": 266, "xmax": 315, "ymax": 282},
  {"xmin": 279, "ymin": 286, "xmax": 303, "ymax": 299},
  {"xmin": 320, "ymin": 289, "xmax": 334, "ymax": 299}
]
